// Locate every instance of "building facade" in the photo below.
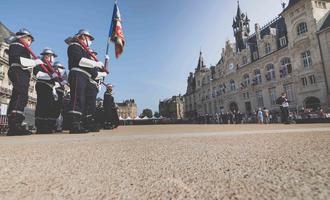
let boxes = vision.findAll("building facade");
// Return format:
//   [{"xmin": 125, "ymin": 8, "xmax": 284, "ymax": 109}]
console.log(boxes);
[
  {"xmin": 117, "ymin": 99, "xmax": 138, "ymax": 119},
  {"xmin": 184, "ymin": 0, "xmax": 330, "ymax": 119},
  {"xmin": 0, "ymin": 22, "xmax": 37, "ymax": 118},
  {"xmin": 159, "ymin": 95, "xmax": 185, "ymax": 119}
]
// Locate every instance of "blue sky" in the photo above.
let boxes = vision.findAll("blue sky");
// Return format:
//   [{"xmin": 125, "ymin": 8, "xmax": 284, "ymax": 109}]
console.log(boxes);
[{"xmin": 1, "ymin": 0, "xmax": 288, "ymax": 114}]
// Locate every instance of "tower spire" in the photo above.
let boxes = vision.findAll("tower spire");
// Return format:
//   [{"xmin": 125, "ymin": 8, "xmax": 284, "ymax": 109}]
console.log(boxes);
[{"xmin": 232, "ymin": 1, "xmax": 250, "ymax": 52}]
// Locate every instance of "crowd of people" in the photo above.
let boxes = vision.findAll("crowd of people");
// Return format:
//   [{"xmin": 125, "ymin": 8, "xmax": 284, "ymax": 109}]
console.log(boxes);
[
  {"xmin": 193, "ymin": 92, "xmax": 330, "ymax": 125},
  {"xmin": 5, "ymin": 28, "xmax": 119, "ymax": 136}
]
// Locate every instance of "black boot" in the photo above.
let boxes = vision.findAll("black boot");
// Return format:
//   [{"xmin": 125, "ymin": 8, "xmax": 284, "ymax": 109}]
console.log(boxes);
[
  {"xmin": 86, "ymin": 116, "xmax": 99, "ymax": 132},
  {"xmin": 103, "ymin": 122, "xmax": 113, "ymax": 130},
  {"xmin": 7, "ymin": 123, "xmax": 32, "ymax": 136},
  {"xmin": 70, "ymin": 115, "xmax": 89, "ymax": 134},
  {"xmin": 7, "ymin": 114, "xmax": 32, "ymax": 136}
]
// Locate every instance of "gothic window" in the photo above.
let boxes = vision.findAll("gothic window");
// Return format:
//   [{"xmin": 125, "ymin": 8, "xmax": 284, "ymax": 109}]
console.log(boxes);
[
  {"xmin": 256, "ymin": 90, "xmax": 264, "ymax": 107},
  {"xmin": 309, "ymin": 75, "xmax": 316, "ymax": 85},
  {"xmin": 243, "ymin": 92, "xmax": 250, "ymax": 100},
  {"xmin": 254, "ymin": 69, "xmax": 262, "ymax": 85},
  {"xmin": 297, "ymin": 22, "xmax": 308, "ymax": 36},
  {"xmin": 302, "ymin": 50, "xmax": 312, "ymax": 68},
  {"xmin": 280, "ymin": 57, "xmax": 292, "ymax": 78},
  {"xmin": 268, "ymin": 87, "xmax": 277, "ymax": 105},
  {"xmin": 283, "ymin": 83, "xmax": 295, "ymax": 102},
  {"xmin": 266, "ymin": 64, "xmax": 276, "ymax": 81},
  {"xmin": 243, "ymin": 74, "xmax": 250, "ymax": 86},
  {"xmin": 229, "ymin": 80, "xmax": 236, "ymax": 91}
]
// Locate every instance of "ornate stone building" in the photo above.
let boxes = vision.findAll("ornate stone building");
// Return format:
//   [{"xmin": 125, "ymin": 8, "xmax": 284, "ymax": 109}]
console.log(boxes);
[
  {"xmin": 159, "ymin": 95, "xmax": 185, "ymax": 119},
  {"xmin": 0, "ymin": 22, "xmax": 37, "ymax": 117},
  {"xmin": 184, "ymin": 0, "xmax": 330, "ymax": 119},
  {"xmin": 117, "ymin": 99, "xmax": 137, "ymax": 119}
]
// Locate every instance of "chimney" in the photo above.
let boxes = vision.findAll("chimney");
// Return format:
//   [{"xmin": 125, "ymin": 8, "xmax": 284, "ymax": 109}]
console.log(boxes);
[{"xmin": 255, "ymin": 23, "xmax": 261, "ymax": 41}]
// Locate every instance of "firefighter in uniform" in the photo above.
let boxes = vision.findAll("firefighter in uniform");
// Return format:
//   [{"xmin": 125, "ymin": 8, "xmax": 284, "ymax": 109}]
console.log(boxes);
[
  {"xmin": 66, "ymin": 29, "xmax": 104, "ymax": 133},
  {"xmin": 33, "ymin": 48, "xmax": 60, "ymax": 134},
  {"xmin": 85, "ymin": 50, "xmax": 106, "ymax": 132},
  {"xmin": 7, "ymin": 29, "xmax": 43, "ymax": 136},
  {"xmin": 103, "ymin": 84, "xmax": 119, "ymax": 129}
]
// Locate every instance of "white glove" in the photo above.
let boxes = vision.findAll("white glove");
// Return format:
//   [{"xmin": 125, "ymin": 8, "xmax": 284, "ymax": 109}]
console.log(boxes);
[
  {"xmin": 54, "ymin": 82, "xmax": 61, "ymax": 88},
  {"xmin": 96, "ymin": 72, "xmax": 107, "ymax": 80},
  {"xmin": 105, "ymin": 55, "xmax": 110, "ymax": 60},
  {"xmin": 95, "ymin": 61, "xmax": 104, "ymax": 69},
  {"xmin": 52, "ymin": 86, "xmax": 58, "ymax": 101},
  {"xmin": 34, "ymin": 59, "xmax": 44, "ymax": 66},
  {"xmin": 60, "ymin": 80, "xmax": 68, "ymax": 86}
]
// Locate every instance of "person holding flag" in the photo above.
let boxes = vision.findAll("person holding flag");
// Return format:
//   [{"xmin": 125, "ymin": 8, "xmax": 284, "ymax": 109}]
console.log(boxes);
[
  {"xmin": 85, "ymin": 49, "xmax": 106, "ymax": 132},
  {"xmin": 66, "ymin": 29, "xmax": 105, "ymax": 134}
]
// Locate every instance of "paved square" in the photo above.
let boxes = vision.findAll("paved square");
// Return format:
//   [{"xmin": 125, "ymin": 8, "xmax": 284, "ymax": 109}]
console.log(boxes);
[{"xmin": 0, "ymin": 124, "xmax": 330, "ymax": 199}]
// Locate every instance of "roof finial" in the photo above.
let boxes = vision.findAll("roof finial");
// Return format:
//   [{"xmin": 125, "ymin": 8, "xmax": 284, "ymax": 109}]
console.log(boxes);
[{"xmin": 281, "ymin": 1, "xmax": 286, "ymax": 9}]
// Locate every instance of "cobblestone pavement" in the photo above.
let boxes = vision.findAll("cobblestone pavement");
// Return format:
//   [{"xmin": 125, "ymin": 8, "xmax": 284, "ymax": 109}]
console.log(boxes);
[{"xmin": 0, "ymin": 124, "xmax": 329, "ymax": 200}]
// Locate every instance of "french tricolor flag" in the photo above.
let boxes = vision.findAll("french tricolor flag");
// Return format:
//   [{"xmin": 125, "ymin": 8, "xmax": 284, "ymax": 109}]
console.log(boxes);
[{"xmin": 109, "ymin": 1, "xmax": 125, "ymax": 59}]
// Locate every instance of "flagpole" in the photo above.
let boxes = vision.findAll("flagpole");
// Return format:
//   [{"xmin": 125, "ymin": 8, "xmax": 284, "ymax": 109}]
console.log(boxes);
[{"xmin": 104, "ymin": 0, "xmax": 117, "ymax": 77}]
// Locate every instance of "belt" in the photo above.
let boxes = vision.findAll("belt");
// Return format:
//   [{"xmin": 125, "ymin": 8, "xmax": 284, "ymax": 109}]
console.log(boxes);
[
  {"xmin": 11, "ymin": 63, "xmax": 33, "ymax": 71},
  {"xmin": 36, "ymin": 80, "xmax": 55, "ymax": 89},
  {"xmin": 71, "ymin": 68, "xmax": 91, "ymax": 78},
  {"xmin": 71, "ymin": 67, "xmax": 99, "ymax": 88}
]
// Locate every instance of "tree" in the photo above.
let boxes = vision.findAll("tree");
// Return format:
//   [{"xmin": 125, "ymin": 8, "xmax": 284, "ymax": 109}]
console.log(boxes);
[
  {"xmin": 154, "ymin": 112, "xmax": 160, "ymax": 118},
  {"xmin": 140, "ymin": 109, "xmax": 153, "ymax": 118}
]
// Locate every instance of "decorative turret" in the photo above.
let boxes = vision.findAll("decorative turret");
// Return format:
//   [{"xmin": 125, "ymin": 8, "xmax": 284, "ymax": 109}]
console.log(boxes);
[
  {"xmin": 232, "ymin": 1, "xmax": 250, "ymax": 52},
  {"xmin": 196, "ymin": 50, "xmax": 206, "ymax": 71}
]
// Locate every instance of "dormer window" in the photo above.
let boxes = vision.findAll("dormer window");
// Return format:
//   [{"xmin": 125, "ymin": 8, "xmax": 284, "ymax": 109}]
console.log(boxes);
[
  {"xmin": 242, "ymin": 56, "xmax": 248, "ymax": 65},
  {"xmin": 253, "ymin": 51, "xmax": 258, "ymax": 60},
  {"xmin": 265, "ymin": 43, "xmax": 271, "ymax": 54},
  {"xmin": 280, "ymin": 37, "xmax": 287, "ymax": 47}
]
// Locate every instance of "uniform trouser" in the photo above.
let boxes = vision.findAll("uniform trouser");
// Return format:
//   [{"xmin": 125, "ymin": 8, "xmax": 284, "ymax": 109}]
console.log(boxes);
[
  {"xmin": 7, "ymin": 66, "xmax": 30, "ymax": 126},
  {"xmin": 280, "ymin": 106, "xmax": 289, "ymax": 123},
  {"xmin": 54, "ymin": 89, "xmax": 64, "ymax": 131},
  {"xmin": 104, "ymin": 103, "xmax": 119, "ymax": 126},
  {"xmin": 85, "ymin": 82, "xmax": 98, "ymax": 120},
  {"xmin": 54, "ymin": 90, "xmax": 64, "ymax": 118},
  {"xmin": 62, "ymin": 97, "xmax": 70, "ymax": 130},
  {"xmin": 83, "ymin": 81, "xmax": 98, "ymax": 131},
  {"xmin": 68, "ymin": 71, "xmax": 89, "ymax": 124},
  {"xmin": 35, "ymin": 82, "xmax": 57, "ymax": 131}
]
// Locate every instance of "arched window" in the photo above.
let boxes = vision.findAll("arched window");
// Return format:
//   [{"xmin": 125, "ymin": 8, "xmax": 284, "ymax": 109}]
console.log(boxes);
[
  {"xmin": 254, "ymin": 69, "xmax": 262, "ymax": 85},
  {"xmin": 243, "ymin": 74, "xmax": 250, "ymax": 86},
  {"xmin": 229, "ymin": 80, "xmax": 236, "ymax": 91},
  {"xmin": 266, "ymin": 64, "xmax": 275, "ymax": 81},
  {"xmin": 280, "ymin": 58, "xmax": 292, "ymax": 78},
  {"xmin": 297, "ymin": 22, "xmax": 308, "ymax": 35}
]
